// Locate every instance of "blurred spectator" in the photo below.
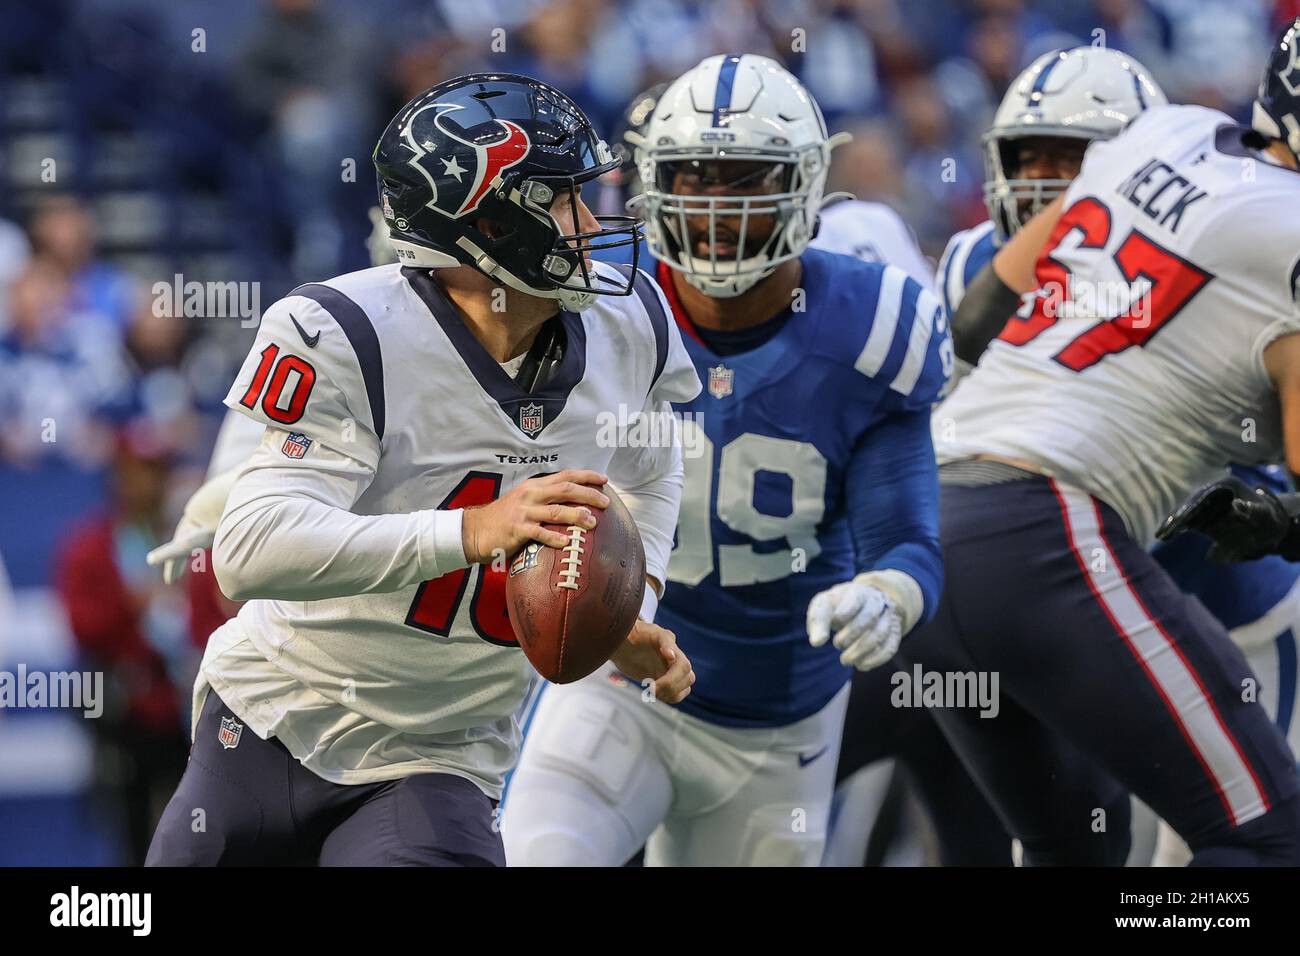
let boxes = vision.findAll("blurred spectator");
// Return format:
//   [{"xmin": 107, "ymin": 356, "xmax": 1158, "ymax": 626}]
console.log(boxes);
[
  {"xmin": 55, "ymin": 420, "xmax": 194, "ymax": 865},
  {"xmin": 827, "ymin": 120, "xmax": 908, "ymax": 205},
  {"xmin": 233, "ymin": 0, "xmax": 383, "ymax": 279},
  {"xmin": 893, "ymin": 75, "xmax": 982, "ymax": 251},
  {"xmin": 27, "ymin": 196, "xmax": 137, "ymax": 337},
  {"xmin": 0, "ymin": 259, "xmax": 127, "ymax": 469},
  {"xmin": 0, "ymin": 218, "xmax": 31, "ymax": 334},
  {"xmin": 115, "ymin": 296, "xmax": 209, "ymax": 462}
]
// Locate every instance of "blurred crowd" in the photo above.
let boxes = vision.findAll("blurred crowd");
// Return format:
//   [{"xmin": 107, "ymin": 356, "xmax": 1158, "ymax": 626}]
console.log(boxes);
[{"xmin": 0, "ymin": 0, "xmax": 1294, "ymax": 864}]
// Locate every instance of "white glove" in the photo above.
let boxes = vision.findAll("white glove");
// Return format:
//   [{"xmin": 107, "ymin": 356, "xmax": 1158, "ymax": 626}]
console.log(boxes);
[
  {"xmin": 147, "ymin": 468, "xmax": 239, "ymax": 584},
  {"xmin": 806, "ymin": 570, "xmax": 922, "ymax": 672}
]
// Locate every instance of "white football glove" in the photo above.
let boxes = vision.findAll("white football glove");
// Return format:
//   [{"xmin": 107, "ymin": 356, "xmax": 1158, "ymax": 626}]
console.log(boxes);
[
  {"xmin": 146, "ymin": 468, "xmax": 239, "ymax": 584},
  {"xmin": 806, "ymin": 570, "xmax": 923, "ymax": 672}
]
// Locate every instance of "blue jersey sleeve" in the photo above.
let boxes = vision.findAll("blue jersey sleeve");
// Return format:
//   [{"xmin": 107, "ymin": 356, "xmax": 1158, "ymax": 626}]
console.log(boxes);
[
  {"xmin": 937, "ymin": 222, "xmax": 998, "ymax": 318},
  {"xmin": 852, "ymin": 266, "xmax": 954, "ymax": 412},
  {"xmin": 844, "ymin": 407, "xmax": 943, "ymax": 623}
]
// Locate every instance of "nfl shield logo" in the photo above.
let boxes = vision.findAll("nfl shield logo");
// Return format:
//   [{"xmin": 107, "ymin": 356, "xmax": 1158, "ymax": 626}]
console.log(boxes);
[
  {"xmin": 282, "ymin": 432, "xmax": 312, "ymax": 459},
  {"xmin": 218, "ymin": 716, "xmax": 243, "ymax": 750},
  {"xmin": 510, "ymin": 542, "xmax": 541, "ymax": 577},
  {"xmin": 519, "ymin": 402, "xmax": 544, "ymax": 437},
  {"xmin": 707, "ymin": 364, "xmax": 734, "ymax": 399}
]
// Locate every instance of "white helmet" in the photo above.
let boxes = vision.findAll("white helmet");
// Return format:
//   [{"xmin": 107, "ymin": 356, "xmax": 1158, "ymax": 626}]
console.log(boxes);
[
  {"xmin": 638, "ymin": 54, "xmax": 841, "ymax": 298},
  {"xmin": 984, "ymin": 47, "xmax": 1166, "ymax": 240}
]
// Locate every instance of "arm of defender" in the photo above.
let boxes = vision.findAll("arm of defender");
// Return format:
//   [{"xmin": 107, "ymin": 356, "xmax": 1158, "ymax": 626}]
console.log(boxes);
[
  {"xmin": 949, "ymin": 194, "xmax": 1067, "ymax": 365},
  {"xmin": 807, "ymin": 409, "xmax": 943, "ymax": 670}
]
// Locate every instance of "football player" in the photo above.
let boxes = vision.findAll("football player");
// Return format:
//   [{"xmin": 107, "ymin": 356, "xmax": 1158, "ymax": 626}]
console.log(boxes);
[
  {"xmin": 145, "ymin": 73, "xmax": 701, "ymax": 866},
  {"xmin": 501, "ymin": 54, "xmax": 952, "ymax": 866},
  {"xmin": 911, "ymin": 23, "xmax": 1300, "ymax": 865},
  {"xmin": 837, "ymin": 46, "xmax": 1300, "ymax": 867}
]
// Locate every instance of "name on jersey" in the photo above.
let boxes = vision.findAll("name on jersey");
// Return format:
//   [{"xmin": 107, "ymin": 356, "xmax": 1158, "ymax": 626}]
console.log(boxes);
[
  {"xmin": 1116, "ymin": 159, "xmax": 1207, "ymax": 234},
  {"xmin": 495, "ymin": 453, "xmax": 559, "ymax": 465}
]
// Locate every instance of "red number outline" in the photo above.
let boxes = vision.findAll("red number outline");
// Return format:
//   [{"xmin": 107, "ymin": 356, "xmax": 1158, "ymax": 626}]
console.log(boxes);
[
  {"xmin": 404, "ymin": 471, "xmax": 518, "ymax": 647},
  {"xmin": 238, "ymin": 344, "xmax": 317, "ymax": 425},
  {"xmin": 997, "ymin": 196, "xmax": 1213, "ymax": 370}
]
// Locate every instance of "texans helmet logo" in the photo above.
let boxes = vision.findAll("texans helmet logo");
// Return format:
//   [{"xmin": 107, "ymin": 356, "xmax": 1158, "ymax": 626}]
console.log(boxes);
[{"xmin": 402, "ymin": 102, "xmax": 532, "ymax": 219}]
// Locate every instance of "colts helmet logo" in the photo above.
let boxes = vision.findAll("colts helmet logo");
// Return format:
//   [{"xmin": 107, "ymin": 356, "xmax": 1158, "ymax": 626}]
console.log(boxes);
[{"xmin": 402, "ymin": 102, "xmax": 531, "ymax": 218}]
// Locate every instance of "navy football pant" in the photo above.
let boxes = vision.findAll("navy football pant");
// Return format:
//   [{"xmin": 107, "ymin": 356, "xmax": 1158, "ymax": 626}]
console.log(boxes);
[
  {"xmin": 145, "ymin": 689, "xmax": 505, "ymax": 866},
  {"xmin": 898, "ymin": 474, "xmax": 1300, "ymax": 866},
  {"xmin": 837, "ymin": 664, "xmax": 1014, "ymax": 866}
]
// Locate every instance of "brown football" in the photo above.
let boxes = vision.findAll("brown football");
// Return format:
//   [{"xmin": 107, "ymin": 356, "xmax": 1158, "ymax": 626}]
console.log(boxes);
[{"xmin": 504, "ymin": 483, "xmax": 646, "ymax": 684}]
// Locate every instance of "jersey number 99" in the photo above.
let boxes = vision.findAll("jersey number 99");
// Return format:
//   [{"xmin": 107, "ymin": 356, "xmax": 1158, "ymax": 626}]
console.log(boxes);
[{"xmin": 669, "ymin": 420, "xmax": 828, "ymax": 587}]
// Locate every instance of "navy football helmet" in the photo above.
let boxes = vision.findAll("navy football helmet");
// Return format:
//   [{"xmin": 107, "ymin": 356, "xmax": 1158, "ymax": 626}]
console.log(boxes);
[
  {"xmin": 373, "ymin": 74, "xmax": 641, "ymax": 311},
  {"xmin": 1253, "ymin": 17, "xmax": 1300, "ymax": 161}
]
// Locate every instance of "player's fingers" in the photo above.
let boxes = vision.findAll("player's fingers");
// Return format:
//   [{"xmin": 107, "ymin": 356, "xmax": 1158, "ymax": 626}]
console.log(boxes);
[
  {"xmin": 654, "ymin": 627, "xmax": 678, "ymax": 664},
  {"xmin": 550, "ymin": 469, "xmax": 608, "ymax": 490},
  {"xmin": 146, "ymin": 531, "xmax": 211, "ymax": 566},
  {"xmin": 806, "ymin": 592, "xmax": 834, "ymax": 647},
  {"xmin": 853, "ymin": 620, "xmax": 902, "ymax": 671},
  {"xmin": 830, "ymin": 590, "xmax": 885, "ymax": 650},
  {"xmin": 146, "ymin": 541, "xmax": 184, "ymax": 566},
  {"xmin": 161, "ymin": 558, "xmax": 183, "ymax": 586},
  {"xmin": 837, "ymin": 601, "xmax": 892, "ymax": 664},
  {"xmin": 532, "ymin": 504, "xmax": 598, "ymax": 530},
  {"xmin": 653, "ymin": 653, "xmax": 694, "ymax": 704},
  {"xmin": 546, "ymin": 481, "xmax": 610, "ymax": 510},
  {"xmin": 520, "ymin": 522, "xmax": 571, "ymax": 550},
  {"xmin": 1182, "ymin": 484, "xmax": 1238, "ymax": 527}
]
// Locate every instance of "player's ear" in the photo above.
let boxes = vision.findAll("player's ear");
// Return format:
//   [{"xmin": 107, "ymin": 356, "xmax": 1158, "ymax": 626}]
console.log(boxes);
[{"xmin": 476, "ymin": 218, "xmax": 508, "ymax": 241}]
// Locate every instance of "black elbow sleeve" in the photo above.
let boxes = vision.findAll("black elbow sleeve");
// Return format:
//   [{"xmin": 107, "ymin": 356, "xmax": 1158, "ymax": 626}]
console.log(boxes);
[{"xmin": 951, "ymin": 265, "xmax": 1024, "ymax": 365}]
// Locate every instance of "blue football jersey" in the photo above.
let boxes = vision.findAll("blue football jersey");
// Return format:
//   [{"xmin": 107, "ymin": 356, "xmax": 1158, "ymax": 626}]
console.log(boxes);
[
  {"xmin": 935, "ymin": 220, "xmax": 998, "ymax": 318},
  {"xmin": 656, "ymin": 249, "xmax": 952, "ymax": 727}
]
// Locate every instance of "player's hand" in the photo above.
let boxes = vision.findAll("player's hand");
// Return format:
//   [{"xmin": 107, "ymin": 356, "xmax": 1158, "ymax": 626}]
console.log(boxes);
[
  {"xmin": 1156, "ymin": 476, "xmax": 1292, "ymax": 562},
  {"xmin": 807, "ymin": 579, "xmax": 903, "ymax": 671},
  {"xmin": 609, "ymin": 620, "xmax": 694, "ymax": 704},
  {"xmin": 146, "ymin": 470, "xmax": 238, "ymax": 583},
  {"xmin": 460, "ymin": 469, "xmax": 610, "ymax": 564}
]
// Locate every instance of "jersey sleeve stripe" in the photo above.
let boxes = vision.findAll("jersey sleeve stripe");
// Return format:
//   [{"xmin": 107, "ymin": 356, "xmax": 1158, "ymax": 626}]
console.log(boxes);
[
  {"xmin": 936, "ymin": 237, "xmax": 958, "ymax": 316},
  {"xmin": 945, "ymin": 230, "xmax": 977, "ymax": 314},
  {"xmin": 854, "ymin": 265, "xmax": 906, "ymax": 378},
  {"xmin": 890, "ymin": 287, "xmax": 940, "ymax": 396},
  {"xmin": 291, "ymin": 283, "xmax": 387, "ymax": 440},
  {"xmin": 614, "ymin": 263, "xmax": 670, "ymax": 387}
]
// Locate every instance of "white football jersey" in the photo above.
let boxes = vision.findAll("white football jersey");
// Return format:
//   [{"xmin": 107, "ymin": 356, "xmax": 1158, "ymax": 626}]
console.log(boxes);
[
  {"xmin": 812, "ymin": 198, "xmax": 935, "ymax": 289},
  {"xmin": 201, "ymin": 261, "xmax": 700, "ymax": 796},
  {"xmin": 935, "ymin": 104, "xmax": 1300, "ymax": 546}
]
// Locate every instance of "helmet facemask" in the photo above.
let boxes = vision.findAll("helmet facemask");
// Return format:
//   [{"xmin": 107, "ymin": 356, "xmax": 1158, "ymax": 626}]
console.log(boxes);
[
  {"xmin": 639, "ymin": 144, "xmax": 824, "ymax": 298},
  {"xmin": 982, "ymin": 130, "xmax": 1091, "ymax": 242},
  {"xmin": 499, "ymin": 161, "xmax": 643, "ymax": 312}
]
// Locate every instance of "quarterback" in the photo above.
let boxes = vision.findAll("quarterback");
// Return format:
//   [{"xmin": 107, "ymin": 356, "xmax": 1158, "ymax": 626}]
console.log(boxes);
[{"xmin": 145, "ymin": 73, "xmax": 700, "ymax": 866}]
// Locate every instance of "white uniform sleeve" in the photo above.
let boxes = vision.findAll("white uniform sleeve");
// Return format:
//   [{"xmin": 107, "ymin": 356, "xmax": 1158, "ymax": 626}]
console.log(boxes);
[
  {"xmin": 813, "ymin": 200, "xmax": 935, "ymax": 290},
  {"xmin": 606, "ymin": 398, "xmax": 686, "ymax": 591},
  {"xmin": 609, "ymin": 279, "xmax": 699, "ymax": 595},
  {"xmin": 213, "ymin": 294, "xmax": 467, "ymax": 601},
  {"xmin": 207, "ymin": 407, "xmax": 265, "ymax": 478}
]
